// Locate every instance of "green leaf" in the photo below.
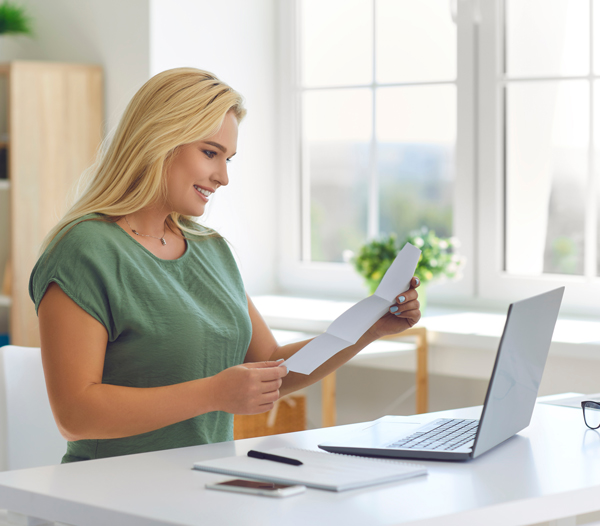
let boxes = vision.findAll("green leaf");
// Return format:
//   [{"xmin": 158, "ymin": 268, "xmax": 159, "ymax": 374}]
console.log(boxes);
[{"xmin": 0, "ymin": 1, "xmax": 33, "ymax": 36}]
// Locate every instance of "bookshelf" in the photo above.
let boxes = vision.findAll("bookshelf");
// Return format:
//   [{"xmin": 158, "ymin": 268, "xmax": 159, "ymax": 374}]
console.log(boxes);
[{"xmin": 0, "ymin": 61, "xmax": 103, "ymax": 346}]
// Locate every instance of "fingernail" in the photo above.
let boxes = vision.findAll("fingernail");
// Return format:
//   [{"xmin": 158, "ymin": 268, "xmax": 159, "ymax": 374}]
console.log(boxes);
[
  {"xmin": 390, "ymin": 306, "xmax": 398, "ymax": 313},
  {"xmin": 276, "ymin": 358, "xmax": 284, "ymax": 362},
  {"xmin": 415, "ymin": 278, "xmax": 420, "ymax": 285},
  {"xmin": 398, "ymin": 296, "xmax": 406, "ymax": 303},
  {"xmin": 394, "ymin": 311, "xmax": 402, "ymax": 316}
]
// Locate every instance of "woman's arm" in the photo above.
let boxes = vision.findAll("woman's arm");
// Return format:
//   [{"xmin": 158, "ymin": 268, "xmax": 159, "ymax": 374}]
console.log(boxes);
[
  {"xmin": 244, "ymin": 279, "xmax": 421, "ymax": 397},
  {"xmin": 39, "ymin": 283, "xmax": 287, "ymax": 441}
]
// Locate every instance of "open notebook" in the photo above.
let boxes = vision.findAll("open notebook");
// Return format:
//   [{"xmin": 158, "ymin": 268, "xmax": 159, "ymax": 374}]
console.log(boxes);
[{"xmin": 193, "ymin": 447, "xmax": 427, "ymax": 492}]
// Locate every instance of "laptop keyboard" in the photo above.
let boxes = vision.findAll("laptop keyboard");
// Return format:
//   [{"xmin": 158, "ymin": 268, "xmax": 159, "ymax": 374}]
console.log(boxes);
[{"xmin": 387, "ymin": 418, "xmax": 479, "ymax": 451}]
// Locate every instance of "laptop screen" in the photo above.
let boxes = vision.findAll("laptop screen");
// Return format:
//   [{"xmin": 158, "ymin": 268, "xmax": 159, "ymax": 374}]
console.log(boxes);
[{"xmin": 471, "ymin": 287, "xmax": 564, "ymax": 458}]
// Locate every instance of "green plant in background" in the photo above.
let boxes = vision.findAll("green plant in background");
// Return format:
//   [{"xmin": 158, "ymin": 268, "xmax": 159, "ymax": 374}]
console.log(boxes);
[
  {"xmin": 0, "ymin": 1, "xmax": 33, "ymax": 36},
  {"xmin": 350, "ymin": 233, "xmax": 400, "ymax": 295},
  {"xmin": 405, "ymin": 227, "xmax": 464, "ymax": 285},
  {"xmin": 351, "ymin": 227, "xmax": 465, "ymax": 304}
]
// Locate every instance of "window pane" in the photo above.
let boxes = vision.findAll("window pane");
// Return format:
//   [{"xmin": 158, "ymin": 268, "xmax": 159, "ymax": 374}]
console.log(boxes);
[
  {"xmin": 505, "ymin": 81, "xmax": 588, "ymax": 276},
  {"xmin": 376, "ymin": 0, "xmax": 456, "ymax": 83},
  {"xmin": 377, "ymin": 85, "xmax": 456, "ymax": 241},
  {"xmin": 595, "ymin": 82, "xmax": 600, "ymax": 275},
  {"xmin": 505, "ymin": 0, "xmax": 589, "ymax": 78},
  {"xmin": 304, "ymin": 89, "xmax": 372, "ymax": 262},
  {"xmin": 301, "ymin": 0, "xmax": 373, "ymax": 88},
  {"xmin": 594, "ymin": 0, "xmax": 600, "ymax": 74}
]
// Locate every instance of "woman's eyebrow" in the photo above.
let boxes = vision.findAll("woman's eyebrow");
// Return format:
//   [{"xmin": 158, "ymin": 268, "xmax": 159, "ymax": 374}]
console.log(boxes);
[{"xmin": 203, "ymin": 140, "xmax": 227, "ymax": 153}]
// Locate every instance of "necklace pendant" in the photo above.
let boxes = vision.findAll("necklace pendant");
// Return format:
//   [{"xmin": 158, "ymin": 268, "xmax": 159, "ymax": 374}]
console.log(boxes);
[{"xmin": 160, "ymin": 238, "xmax": 167, "ymax": 246}]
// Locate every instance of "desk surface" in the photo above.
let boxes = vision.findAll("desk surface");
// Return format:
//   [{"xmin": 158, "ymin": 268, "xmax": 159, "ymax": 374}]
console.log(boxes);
[{"xmin": 0, "ymin": 403, "xmax": 599, "ymax": 526}]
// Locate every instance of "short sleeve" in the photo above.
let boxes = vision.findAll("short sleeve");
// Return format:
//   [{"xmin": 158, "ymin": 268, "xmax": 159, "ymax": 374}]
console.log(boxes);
[{"xmin": 29, "ymin": 219, "xmax": 117, "ymax": 338}]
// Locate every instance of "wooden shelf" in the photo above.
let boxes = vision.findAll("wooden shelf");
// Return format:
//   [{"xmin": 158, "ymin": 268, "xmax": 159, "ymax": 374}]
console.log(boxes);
[{"xmin": 0, "ymin": 61, "xmax": 103, "ymax": 346}]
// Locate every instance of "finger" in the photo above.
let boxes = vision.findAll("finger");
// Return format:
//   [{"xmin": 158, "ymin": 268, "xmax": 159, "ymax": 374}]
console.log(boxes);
[
  {"xmin": 412, "ymin": 277, "xmax": 420, "ymax": 288},
  {"xmin": 390, "ymin": 295, "xmax": 417, "ymax": 313},
  {"xmin": 390, "ymin": 306, "xmax": 421, "ymax": 319},
  {"xmin": 255, "ymin": 364, "xmax": 288, "ymax": 381},
  {"xmin": 389, "ymin": 299, "xmax": 420, "ymax": 315},
  {"xmin": 256, "ymin": 402, "xmax": 275, "ymax": 412},
  {"xmin": 244, "ymin": 359, "xmax": 285, "ymax": 370},
  {"xmin": 260, "ymin": 378, "xmax": 282, "ymax": 392},
  {"xmin": 262, "ymin": 390, "xmax": 280, "ymax": 403},
  {"xmin": 394, "ymin": 289, "xmax": 417, "ymax": 305}
]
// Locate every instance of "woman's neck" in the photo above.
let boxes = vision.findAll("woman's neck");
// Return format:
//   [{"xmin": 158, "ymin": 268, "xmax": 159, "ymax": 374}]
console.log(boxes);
[{"xmin": 125, "ymin": 207, "xmax": 170, "ymax": 238}]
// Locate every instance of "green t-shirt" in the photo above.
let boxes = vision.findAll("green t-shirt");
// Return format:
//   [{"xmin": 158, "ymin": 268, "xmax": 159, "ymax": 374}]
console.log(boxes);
[{"xmin": 29, "ymin": 214, "xmax": 252, "ymax": 463}]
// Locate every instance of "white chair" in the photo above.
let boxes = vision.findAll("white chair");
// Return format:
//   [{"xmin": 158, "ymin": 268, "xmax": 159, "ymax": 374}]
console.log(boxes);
[{"xmin": 0, "ymin": 345, "xmax": 67, "ymax": 471}]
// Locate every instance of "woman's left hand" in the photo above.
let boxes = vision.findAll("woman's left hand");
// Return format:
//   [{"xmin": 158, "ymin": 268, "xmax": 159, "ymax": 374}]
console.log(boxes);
[{"xmin": 367, "ymin": 277, "xmax": 421, "ymax": 340}]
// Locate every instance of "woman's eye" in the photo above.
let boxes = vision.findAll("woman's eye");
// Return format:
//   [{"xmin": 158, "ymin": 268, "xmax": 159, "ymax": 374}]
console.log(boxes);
[{"xmin": 203, "ymin": 150, "xmax": 217, "ymax": 159}]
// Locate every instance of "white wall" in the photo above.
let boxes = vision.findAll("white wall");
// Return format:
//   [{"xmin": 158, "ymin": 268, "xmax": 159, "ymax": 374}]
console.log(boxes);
[
  {"xmin": 1, "ymin": 0, "xmax": 279, "ymax": 297},
  {"xmin": 150, "ymin": 0, "xmax": 279, "ymax": 295},
  {"xmin": 2, "ymin": 0, "xmax": 151, "ymax": 131}
]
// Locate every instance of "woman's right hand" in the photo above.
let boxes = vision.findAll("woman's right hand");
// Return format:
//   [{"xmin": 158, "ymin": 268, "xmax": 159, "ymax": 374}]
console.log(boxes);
[{"xmin": 210, "ymin": 361, "xmax": 288, "ymax": 415}]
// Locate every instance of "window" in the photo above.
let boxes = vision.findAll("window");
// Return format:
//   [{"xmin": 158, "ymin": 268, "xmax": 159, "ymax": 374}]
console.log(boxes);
[
  {"xmin": 279, "ymin": 0, "xmax": 597, "ymax": 314},
  {"xmin": 300, "ymin": 0, "xmax": 457, "ymax": 264},
  {"xmin": 479, "ymin": 0, "xmax": 600, "ymax": 314}
]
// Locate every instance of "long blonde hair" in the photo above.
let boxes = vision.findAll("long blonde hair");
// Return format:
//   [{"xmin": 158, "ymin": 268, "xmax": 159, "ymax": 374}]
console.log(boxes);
[{"xmin": 41, "ymin": 67, "xmax": 246, "ymax": 253}]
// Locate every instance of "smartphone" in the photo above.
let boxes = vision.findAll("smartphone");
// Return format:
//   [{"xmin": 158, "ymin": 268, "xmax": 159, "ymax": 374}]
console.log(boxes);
[{"xmin": 205, "ymin": 478, "xmax": 306, "ymax": 498}]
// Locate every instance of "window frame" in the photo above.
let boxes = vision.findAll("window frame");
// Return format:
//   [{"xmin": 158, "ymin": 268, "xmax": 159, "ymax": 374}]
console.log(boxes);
[
  {"xmin": 278, "ymin": 0, "xmax": 600, "ymax": 315},
  {"xmin": 477, "ymin": 0, "xmax": 600, "ymax": 316},
  {"xmin": 277, "ymin": 0, "xmax": 477, "ymax": 300}
]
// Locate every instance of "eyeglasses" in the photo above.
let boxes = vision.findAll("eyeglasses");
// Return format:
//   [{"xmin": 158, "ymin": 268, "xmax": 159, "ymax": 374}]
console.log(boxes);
[{"xmin": 581, "ymin": 401, "xmax": 600, "ymax": 429}]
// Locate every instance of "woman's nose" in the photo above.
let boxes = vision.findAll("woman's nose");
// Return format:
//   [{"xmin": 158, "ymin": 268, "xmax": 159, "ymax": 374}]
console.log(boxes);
[{"xmin": 214, "ymin": 163, "xmax": 229, "ymax": 188}]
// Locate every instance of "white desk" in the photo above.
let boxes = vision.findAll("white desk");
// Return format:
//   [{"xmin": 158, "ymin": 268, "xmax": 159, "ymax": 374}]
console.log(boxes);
[
  {"xmin": 1, "ymin": 403, "xmax": 600, "ymax": 526},
  {"xmin": 0, "ymin": 404, "xmax": 600, "ymax": 526}
]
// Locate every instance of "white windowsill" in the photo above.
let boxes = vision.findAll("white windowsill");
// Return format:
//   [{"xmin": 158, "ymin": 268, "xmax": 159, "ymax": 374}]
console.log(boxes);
[{"xmin": 253, "ymin": 295, "xmax": 600, "ymax": 367}]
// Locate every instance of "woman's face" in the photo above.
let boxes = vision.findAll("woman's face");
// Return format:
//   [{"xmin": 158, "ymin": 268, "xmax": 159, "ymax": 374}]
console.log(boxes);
[{"xmin": 165, "ymin": 110, "xmax": 239, "ymax": 217}]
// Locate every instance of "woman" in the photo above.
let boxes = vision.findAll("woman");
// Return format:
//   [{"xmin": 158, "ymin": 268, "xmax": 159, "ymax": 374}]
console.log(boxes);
[{"xmin": 29, "ymin": 68, "xmax": 420, "ymax": 463}]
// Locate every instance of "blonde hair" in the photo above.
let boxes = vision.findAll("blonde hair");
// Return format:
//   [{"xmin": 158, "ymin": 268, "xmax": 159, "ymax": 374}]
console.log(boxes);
[{"xmin": 41, "ymin": 67, "xmax": 246, "ymax": 253}]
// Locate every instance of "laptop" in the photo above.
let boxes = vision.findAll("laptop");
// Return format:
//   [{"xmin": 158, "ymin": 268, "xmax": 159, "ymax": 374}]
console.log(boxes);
[{"xmin": 319, "ymin": 287, "xmax": 565, "ymax": 461}]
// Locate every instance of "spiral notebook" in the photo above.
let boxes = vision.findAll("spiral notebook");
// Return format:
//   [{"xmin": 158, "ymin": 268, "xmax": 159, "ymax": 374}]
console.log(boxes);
[{"xmin": 193, "ymin": 447, "xmax": 427, "ymax": 491}]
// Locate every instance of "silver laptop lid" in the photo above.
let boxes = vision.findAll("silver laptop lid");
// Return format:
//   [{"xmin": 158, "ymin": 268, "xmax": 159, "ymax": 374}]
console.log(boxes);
[{"xmin": 471, "ymin": 287, "xmax": 564, "ymax": 458}]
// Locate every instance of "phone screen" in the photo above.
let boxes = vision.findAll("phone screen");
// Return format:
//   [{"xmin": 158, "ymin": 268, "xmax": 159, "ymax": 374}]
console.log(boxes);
[{"xmin": 216, "ymin": 479, "xmax": 295, "ymax": 491}]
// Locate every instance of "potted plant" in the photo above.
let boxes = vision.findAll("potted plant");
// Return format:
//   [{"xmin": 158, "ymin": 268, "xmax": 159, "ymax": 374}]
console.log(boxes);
[
  {"xmin": 0, "ymin": 1, "xmax": 33, "ymax": 38},
  {"xmin": 350, "ymin": 227, "xmax": 465, "ymax": 314}
]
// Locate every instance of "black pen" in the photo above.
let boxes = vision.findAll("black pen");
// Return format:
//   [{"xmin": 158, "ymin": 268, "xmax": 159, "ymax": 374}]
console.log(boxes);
[{"xmin": 247, "ymin": 450, "xmax": 303, "ymax": 466}]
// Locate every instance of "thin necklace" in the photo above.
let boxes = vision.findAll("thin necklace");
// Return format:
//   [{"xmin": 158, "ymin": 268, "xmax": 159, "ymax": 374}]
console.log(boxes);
[{"xmin": 124, "ymin": 216, "xmax": 167, "ymax": 246}]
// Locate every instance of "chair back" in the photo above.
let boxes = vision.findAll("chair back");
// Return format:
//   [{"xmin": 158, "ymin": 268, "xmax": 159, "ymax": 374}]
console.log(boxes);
[{"xmin": 0, "ymin": 345, "xmax": 67, "ymax": 470}]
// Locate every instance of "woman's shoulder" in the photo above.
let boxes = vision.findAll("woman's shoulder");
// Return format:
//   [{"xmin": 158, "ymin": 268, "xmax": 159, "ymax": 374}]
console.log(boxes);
[{"xmin": 43, "ymin": 213, "xmax": 122, "ymax": 261}]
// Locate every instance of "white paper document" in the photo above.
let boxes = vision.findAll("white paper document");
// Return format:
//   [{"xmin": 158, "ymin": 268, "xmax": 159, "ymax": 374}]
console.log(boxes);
[
  {"xmin": 284, "ymin": 243, "xmax": 421, "ymax": 375},
  {"xmin": 194, "ymin": 447, "xmax": 427, "ymax": 492}
]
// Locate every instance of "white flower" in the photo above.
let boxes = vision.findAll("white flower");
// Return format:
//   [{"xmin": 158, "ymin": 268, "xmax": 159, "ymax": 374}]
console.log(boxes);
[
  {"xmin": 450, "ymin": 236, "xmax": 461, "ymax": 248},
  {"xmin": 342, "ymin": 250, "xmax": 354, "ymax": 263},
  {"xmin": 430, "ymin": 259, "xmax": 438, "ymax": 267},
  {"xmin": 439, "ymin": 240, "xmax": 448, "ymax": 249},
  {"xmin": 414, "ymin": 237, "xmax": 424, "ymax": 247}
]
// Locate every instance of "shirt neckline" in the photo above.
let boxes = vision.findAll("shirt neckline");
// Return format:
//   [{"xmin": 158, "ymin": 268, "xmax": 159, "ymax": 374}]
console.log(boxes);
[{"xmin": 113, "ymin": 221, "xmax": 190, "ymax": 263}]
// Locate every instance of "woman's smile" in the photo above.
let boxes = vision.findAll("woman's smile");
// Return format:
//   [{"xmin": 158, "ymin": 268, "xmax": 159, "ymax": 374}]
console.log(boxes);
[{"xmin": 193, "ymin": 185, "xmax": 213, "ymax": 202}]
